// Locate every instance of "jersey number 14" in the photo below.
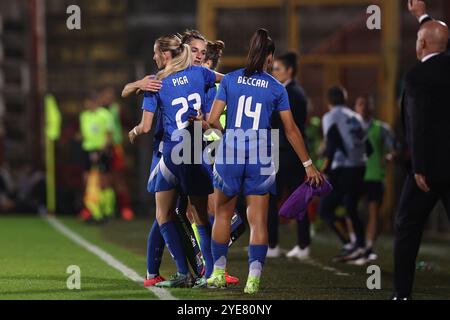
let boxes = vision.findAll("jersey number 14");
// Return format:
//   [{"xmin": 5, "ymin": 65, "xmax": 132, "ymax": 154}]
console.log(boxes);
[{"xmin": 235, "ymin": 95, "xmax": 261, "ymax": 130}]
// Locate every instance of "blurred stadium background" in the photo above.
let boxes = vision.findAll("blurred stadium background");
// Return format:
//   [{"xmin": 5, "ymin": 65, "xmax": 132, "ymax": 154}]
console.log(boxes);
[{"xmin": 0, "ymin": 0, "xmax": 449, "ymax": 300}]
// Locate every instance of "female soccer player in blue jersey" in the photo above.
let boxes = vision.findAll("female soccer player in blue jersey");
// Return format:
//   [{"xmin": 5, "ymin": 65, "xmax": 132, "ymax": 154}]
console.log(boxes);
[
  {"xmin": 129, "ymin": 34, "xmax": 222, "ymax": 288},
  {"xmin": 126, "ymin": 31, "xmax": 227, "ymax": 288},
  {"xmin": 206, "ymin": 29, "xmax": 323, "ymax": 294},
  {"xmin": 142, "ymin": 107, "xmax": 167, "ymax": 287}
]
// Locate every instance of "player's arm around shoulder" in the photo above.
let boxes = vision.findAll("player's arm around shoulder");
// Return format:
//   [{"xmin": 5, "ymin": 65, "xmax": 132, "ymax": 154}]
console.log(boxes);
[{"xmin": 121, "ymin": 76, "xmax": 162, "ymax": 98}]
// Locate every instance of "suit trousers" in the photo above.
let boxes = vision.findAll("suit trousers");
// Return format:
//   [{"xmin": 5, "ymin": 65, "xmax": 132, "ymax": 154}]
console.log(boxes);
[{"xmin": 394, "ymin": 174, "xmax": 450, "ymax": 297}]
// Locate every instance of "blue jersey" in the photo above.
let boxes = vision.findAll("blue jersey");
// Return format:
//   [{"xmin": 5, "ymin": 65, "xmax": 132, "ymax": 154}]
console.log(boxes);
[
  {"xmin": 213, "ymin": 69, "xmax": 291, "ymax": 196},
  {"xmin": 216, "ymin": 69, "xmax": 290, "ymax": 130},
  {"xmin": 152, "ymin": 108, "xmax": 164, "ymax": 150},
  {"xmin": 142, "ymin": 66, "xmax": 216, "ymax": 196},
  {"xmin": 204, "ymin": 84, "xmax": 217, "ymax": 115},
  {"xmin": 142, "ymin": 66, "xmax": 216, "ymax": 144},
  {"xmin": 216, "ymin": 68, "xmax": 290, "ymax": 155}
]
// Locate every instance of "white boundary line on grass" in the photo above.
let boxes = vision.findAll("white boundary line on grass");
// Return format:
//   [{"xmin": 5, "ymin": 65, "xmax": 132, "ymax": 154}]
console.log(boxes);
[
  {"xmin": 299, "ymin": 258, "xmax": 350, "ymax": 277},
  {"xmin": 43, "ymin": 215, "xmax": 177, "ymax": 300}
]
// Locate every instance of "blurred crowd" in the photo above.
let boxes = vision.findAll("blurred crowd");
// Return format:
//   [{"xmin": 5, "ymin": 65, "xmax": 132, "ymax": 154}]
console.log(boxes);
[
  {"xmin": 0, "ymin": 160, "xmax": 46, "ymax": 214},
  {"xmin": 265, "ymin": 51, "xmax": 399, "ymax": 266}
]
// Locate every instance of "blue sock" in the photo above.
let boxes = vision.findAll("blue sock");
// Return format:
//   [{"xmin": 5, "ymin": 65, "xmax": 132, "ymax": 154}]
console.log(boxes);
[
  {"xmin": 197, "ymin": 224, "xmax": 213, "ymax": 278},
  {"xmin": 147, "ymin": 220, "xmax": 165, "ymax": 277},
  {"xmin": 248, "ymin": 245, "xmax": 269, "ymax": 277},
  {"xmin": 211, "ymin": 240, "xmax": 229, "ymax": 270},
  {"xmin": 159, "ymin": 221, "xmax": 189, "ymax": 275}
]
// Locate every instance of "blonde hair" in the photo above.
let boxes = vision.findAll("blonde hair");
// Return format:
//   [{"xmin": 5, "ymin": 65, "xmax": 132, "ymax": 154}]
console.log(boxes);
[{"xmin": 156, "ymin": 35, "xmax": 192, "ymax": 80}]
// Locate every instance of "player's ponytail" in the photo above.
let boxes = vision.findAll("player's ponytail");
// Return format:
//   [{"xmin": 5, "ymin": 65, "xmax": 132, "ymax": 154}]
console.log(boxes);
[
  {"xmin": 156, "ymin": 35, "xmax": 192, "ymax": 80},
  {"xmin": 205, "ymin": 40, "xmax": 225, "ymax": 70},
  {"xmin": 245, "ymin": 29, "xmax": 275, "ymax": 77}
]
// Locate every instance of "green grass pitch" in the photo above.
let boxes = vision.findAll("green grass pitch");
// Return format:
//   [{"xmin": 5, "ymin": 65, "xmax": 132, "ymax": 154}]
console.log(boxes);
[{"xmin": 0, "ymin": 215, "xmax": 449, "ymax": 300}]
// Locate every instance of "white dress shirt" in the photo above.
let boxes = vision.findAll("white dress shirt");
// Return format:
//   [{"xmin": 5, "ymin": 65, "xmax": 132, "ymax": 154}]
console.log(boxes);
[{"xmin": 421, "ymin": 53, "xmax": 440, "ymax": 63}]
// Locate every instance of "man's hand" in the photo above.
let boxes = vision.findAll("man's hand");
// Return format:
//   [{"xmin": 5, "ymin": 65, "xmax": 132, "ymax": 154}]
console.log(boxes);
[
  {"xmin": 139, "ymin": 76, "xmax": 162, "ymax": 93},
  {"xmin": 415, "ymin": 174, "xmax": 430, "ymax": 193},
  {"xmin": 408, "ymin": 0, "xmax": 426, "ymax": 20}
]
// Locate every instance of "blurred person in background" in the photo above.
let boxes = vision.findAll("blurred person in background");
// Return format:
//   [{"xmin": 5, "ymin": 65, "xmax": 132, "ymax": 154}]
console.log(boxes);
[
  {"xmin": 99, "ymin": 86, "xmax": 134, "ymax": 221},
  {"xmin": 304, "ymin": 116, "xmax": 326, "ymax": 235},
  {"xmin": 267, "ymin": 52, "xmax": 311, "ymax": 260},
  {"xmin": 319, "ymin": 86, "xmax": 370, "ymax": 263},
  {"xmin": 305, "ymin": 116, "xmax": 326, "ymax": 171},
  {"xmin": 0, "ymin": 160, "xmax": 46, "ymax": 214},
  {"xmin": 79, "ymin": 91, "xmax": 115, "ymax": 223},
  {"xmin": 14, "ymin": 161, "xmax": 46, "ymax": 214},
  {"xmin": 0, "ymin": 97, "xmax": 4, "ymax": 165},
  {"xmin": 0, "ymin": 161, "xmax": 16, "ymax": 213},
  {"xmin": 354, "ymin": 94, "xmax": 397, "ymax": 264}
]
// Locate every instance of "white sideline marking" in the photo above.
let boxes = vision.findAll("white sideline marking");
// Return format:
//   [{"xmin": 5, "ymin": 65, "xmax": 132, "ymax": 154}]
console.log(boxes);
[
  {"xmin": 44, "ymin": 215, "xmax": 176, "ymax": 300},
  {"xmin": 300, "ymin": 258, "xmax": 350, "ymax": 276}
]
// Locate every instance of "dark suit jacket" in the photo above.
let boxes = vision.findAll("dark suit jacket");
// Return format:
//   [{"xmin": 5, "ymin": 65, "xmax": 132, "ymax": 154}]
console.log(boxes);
[
  {"xmin": 271, "ymin": 80, "xmax": 308, "ymax": 153},
  {"xmin": 401, "ymin": 53, "xmax": 450, "ymax": 183}
]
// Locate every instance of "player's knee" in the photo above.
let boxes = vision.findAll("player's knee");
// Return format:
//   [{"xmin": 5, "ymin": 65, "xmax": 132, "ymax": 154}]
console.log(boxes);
[{"xmin": 156, "ymin": 209, "xmax": 171, "ymax": 225}]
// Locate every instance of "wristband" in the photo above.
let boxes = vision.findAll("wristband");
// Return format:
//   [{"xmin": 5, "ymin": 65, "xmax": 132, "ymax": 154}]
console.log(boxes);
[{"xmin": 302, "ymin": 159, "xmax": 313, "ymax": 168}]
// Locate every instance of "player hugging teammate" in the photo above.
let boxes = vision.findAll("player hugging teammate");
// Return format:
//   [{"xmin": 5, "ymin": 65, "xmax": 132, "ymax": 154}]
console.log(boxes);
[{"xmin": 123, "ymin": 29, "xmax": 323, "ymax": 294}]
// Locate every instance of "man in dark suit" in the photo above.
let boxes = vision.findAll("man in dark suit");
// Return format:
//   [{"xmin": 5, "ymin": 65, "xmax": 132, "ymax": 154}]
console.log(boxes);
[
  {"xmin": 393, "ymin": 19, "xmax": 450, "ymax": 299},
  {"xmin": 408, "ymin": 0, "xmax": 450, "ymax": 53}
]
